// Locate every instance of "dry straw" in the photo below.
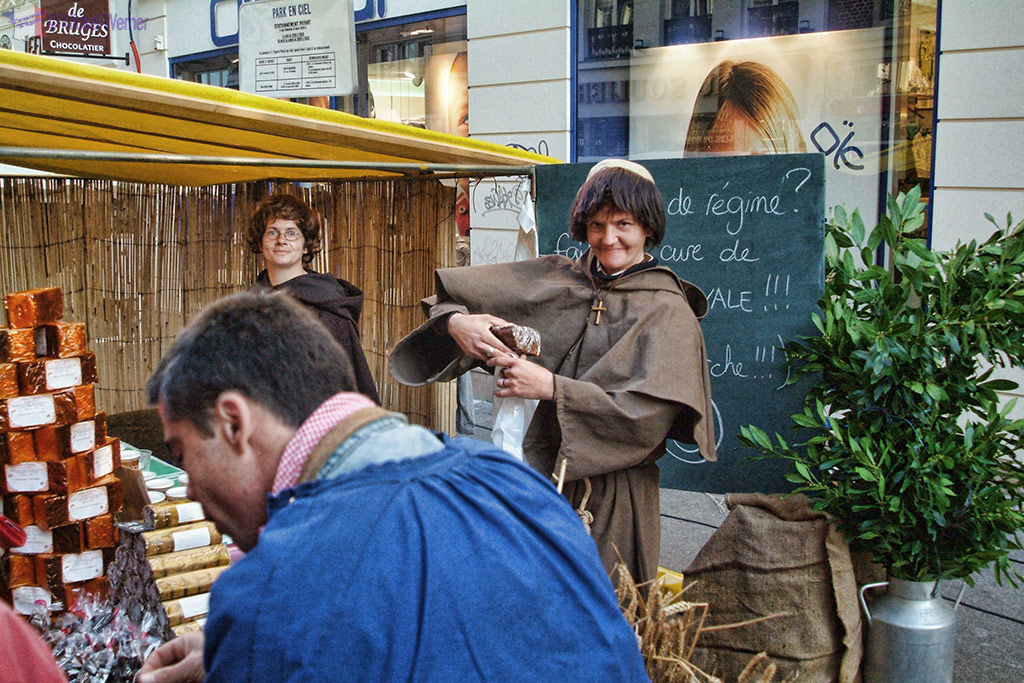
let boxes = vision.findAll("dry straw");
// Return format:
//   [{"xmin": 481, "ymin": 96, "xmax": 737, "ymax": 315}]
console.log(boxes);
[
  {"xmin": 614, "ymin": 562, "xmax": 795, "ymax": 683},
  {"xmin": 0, "ymin": 177, "xmax": 456, "ymax": 432}
]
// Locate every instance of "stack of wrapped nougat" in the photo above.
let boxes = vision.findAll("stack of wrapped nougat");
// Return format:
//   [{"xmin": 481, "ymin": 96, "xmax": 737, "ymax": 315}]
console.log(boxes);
[
  {"xmin": 0, "ymin": 287, "xmax": 123, "ymax": 615},
  {"xmin": 109, "ymin": 498, "xmax": 229, "ymax": 639}
]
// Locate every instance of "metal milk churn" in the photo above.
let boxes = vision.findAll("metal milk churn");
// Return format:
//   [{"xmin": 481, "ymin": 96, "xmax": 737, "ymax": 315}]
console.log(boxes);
[{"xmin": 859, "ymin": 578, "xmax": 962, "ymax": 682}]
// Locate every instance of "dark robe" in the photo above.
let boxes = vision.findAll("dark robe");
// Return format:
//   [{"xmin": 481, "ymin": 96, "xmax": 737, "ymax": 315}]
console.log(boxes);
[
  {"xmin": 254, "ymin": 270, "xmax": 380, "ymax": 404},
  {"xmin": 389, "ymin": 252, "xmax": 716, "ymax": 584}
]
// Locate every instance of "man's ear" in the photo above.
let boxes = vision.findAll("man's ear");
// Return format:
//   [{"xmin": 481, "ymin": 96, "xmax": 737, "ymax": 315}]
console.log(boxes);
[{"xmin": 212, "ymin": 391, "xmax": 256, "ymax": 456}]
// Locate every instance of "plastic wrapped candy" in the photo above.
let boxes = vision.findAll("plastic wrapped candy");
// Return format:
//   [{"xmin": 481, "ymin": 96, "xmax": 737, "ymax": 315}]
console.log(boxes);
[{"xmin": 30, "ymin": 591, "xmax": 165, "ymax": 682}]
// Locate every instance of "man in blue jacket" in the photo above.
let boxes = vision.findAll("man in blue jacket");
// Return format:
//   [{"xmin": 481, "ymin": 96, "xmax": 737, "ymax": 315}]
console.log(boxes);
[{"xmin": 138, "ymin": 290, "xmax": 647, "ymax": 682}]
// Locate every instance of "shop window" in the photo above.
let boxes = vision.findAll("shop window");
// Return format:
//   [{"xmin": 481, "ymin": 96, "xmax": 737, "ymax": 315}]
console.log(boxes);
[
  {"xmin": 747, "ymin": 0, "xmax": 799, "ymax": 38},
  {"xmin": 575, "ymin": 0, "xmax": 937, "ymax": 231},
  {"xmin": 353, "ymin": 13, "xmax": 467, "ymax": 132},
  {"xmin": 173, "ymin": 54, "xmax": 239, "ymax": 89},
  {"xmin": 664, "ymin": 0, "xmax": 713, "ymax": 46},
  {"xmin": 586, "ymin": 0, "xmax": 634, "ymax": 60}
]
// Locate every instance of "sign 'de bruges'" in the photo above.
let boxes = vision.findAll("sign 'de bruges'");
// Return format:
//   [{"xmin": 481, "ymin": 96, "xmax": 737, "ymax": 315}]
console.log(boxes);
[{"xmin": 40, "ymin": 0, "xmax": 111, "ymax": 55}]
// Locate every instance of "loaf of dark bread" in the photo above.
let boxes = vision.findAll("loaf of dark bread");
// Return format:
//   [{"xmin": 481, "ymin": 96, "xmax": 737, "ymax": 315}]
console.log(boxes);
[{"xmin": 490, "ymin": 324, "xmax": 541, "ymax": 356}]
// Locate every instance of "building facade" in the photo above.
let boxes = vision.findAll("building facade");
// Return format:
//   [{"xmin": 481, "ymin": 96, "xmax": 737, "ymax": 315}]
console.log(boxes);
[{"xmin": 1, "ymin": 0, "xmax": 1022, "ymax": 408}]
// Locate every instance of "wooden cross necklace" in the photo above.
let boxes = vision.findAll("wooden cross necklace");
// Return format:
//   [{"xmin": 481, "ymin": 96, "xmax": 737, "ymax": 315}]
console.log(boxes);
[
  {"xmin": 591, "ymin": 298, "xmax": 608, "ymax": 325},
  {"xmin": 587, "ymin": 252, "xmax": 622, "ymax": 326}
]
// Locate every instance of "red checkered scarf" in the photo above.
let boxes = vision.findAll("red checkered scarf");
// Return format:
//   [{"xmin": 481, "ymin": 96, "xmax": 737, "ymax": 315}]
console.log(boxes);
[{"xmin": 270, "ymin": 392, "xmax": 376, "ymax": 495}]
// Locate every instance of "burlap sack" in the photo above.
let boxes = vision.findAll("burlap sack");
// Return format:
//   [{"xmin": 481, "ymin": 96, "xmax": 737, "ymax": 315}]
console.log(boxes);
[{"xmin": 683, "ymin": 493, "xmax": 864, "ymax": 682}]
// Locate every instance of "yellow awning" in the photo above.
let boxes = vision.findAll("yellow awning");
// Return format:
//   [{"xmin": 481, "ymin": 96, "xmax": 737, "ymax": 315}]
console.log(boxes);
[{"xmin": 0, "ymin": 50, "xmax": 559, "ymax": 186}]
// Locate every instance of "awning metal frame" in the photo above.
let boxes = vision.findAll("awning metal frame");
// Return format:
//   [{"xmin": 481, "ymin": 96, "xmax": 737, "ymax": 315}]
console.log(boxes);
[{"xmin": 0, "ymin": 147, "xmax": 537, "ymax": 183}]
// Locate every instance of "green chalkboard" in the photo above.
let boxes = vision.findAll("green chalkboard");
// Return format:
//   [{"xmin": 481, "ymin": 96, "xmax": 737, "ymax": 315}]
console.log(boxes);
[{"xmin": 536, "ymin": 154, "xmax": 825, "ymax": 494}]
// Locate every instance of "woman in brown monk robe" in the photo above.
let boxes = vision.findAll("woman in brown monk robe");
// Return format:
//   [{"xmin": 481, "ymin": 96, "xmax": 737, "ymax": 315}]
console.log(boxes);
[{"xmin": 389, "ymin": 159, "xmax": 716, "ymax": 585}]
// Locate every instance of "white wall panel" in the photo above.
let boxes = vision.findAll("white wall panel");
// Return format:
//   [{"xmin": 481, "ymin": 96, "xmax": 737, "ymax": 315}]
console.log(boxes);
[
  {"xmin": 467, "ymin": 0, "xmax": 569, "ymax": 38},
  {"xmin": 930, "ymin": 189, "xmax": 1024, "ymax": 251},
  {"xmin": 937, "ymin": 51, "xmax": 1024, "ymax": 120},
  {"xmin": 473, "ymin": 133, "xmax": 570, "ymax": 161},
  {"xmin": 470, "ymin": 81, "xmax": 571, "ymax": 134},
  {"xmin": 933, "ymin": 120, "xmax": 1024, "ymax": 189},
  {"xmin": 940, "ymin": 0, "xmax": 1024, "ymax": 51},
  {"xmin": 469, "ymin": 30, "xmax": 569, "ymax": 86}
]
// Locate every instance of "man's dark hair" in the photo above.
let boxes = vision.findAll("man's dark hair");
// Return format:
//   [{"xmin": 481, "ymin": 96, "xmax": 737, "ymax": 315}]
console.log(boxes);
[
  {"xmin": 247, "ymin": 192, "xmax": 322, "ymax": 266},
  {"xmin": 147, "ymin": 290, "xmax": 357, "ymax": 435},
  {"xmin": 568, "ymin": 168, "xmax": 666, "ymax": 247}
]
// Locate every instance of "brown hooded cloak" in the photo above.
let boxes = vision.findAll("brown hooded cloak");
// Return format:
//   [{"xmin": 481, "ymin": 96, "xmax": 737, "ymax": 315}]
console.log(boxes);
[{"xmin": 389, "ymin": 252, "xmax": 716, "ymax": 583}]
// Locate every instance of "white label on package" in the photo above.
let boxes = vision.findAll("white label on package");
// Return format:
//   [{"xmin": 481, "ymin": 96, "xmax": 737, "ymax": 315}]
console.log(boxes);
[
  {"xmin": 12, "ymin": 586, "xmax": 51, "ymax": 615},
  {"xmin": 12, "ymin": 525, "xmax": 53, "ymax": 555},
  {"xmin": 172, "ymin": 526, "xmax": 212, "ymax": 552},
  {"xmin": 178, "ymin": 592, "xmax": 211, "ymax": 620},
  {"xmin": 6, "ymin": 394, "xmax": 56, "ymax": 428},
  {"xmin": 174, "ymin": 502, "xmax": 205, "ymax": 523},
  {"xmin": 70, "ymin": 420, "xmax": 96, "ymax": 453},
  {"xmin": 91, "ymin": 444, "xmax": 114, "ymax": 479},
  {"xmin": 45, "ymin": 357, "xmax": 82, "ymax": 390},
  {"xmin": 68, "ymin": 486, "xmax": 109, "ymax": 521},
  {"xmin": 62, "ymin": 549, "xmax": 103, "ymax": 583},
  {"xmin": 5, "ymin": 462, "xmax": 48, "ymax": 492}
]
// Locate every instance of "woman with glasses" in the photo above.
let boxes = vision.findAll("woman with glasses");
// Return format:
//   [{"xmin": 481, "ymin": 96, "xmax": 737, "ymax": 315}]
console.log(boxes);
[{"xmin": 247, "ymin": 192, "xmax": 379, "ymax": 403}]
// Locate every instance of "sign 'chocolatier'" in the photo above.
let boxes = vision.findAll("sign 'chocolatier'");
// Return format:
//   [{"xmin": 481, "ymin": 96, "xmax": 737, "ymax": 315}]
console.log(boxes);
[{"xmin": 0, "ymin": 286, "xmax": 123, "ymax": 616}]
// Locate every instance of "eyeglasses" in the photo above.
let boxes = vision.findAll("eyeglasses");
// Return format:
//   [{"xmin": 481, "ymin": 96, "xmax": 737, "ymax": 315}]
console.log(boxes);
[{"xmin": 263, "ymin": 228, "xmax": 303, "ymax": 242}]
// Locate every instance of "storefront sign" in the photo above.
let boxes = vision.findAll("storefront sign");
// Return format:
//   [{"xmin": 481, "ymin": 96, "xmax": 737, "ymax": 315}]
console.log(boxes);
[
  {"xmin": 238, "ymin": 0, "xmax": 356, "ymax": 97},
  {"xmin": 39, "ymin": 0, "xmax": 110, "ymax": 55}
]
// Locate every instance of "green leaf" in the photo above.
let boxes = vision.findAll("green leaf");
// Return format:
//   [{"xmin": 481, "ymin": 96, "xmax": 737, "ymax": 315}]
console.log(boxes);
[
  {"xmin": 794, "ymin": 460, "xmax": 812, "ymax": 481},
  {"xmin": 980, "ymin": 379, "xmax": 1019, "ymax": 392},
  {"xmin": 850, "ymin": 210, "xmax": 866, "ymax": 245},
  {"xmin": 856, "ymin": 467, "xmax": 876, "ymax": 482}
]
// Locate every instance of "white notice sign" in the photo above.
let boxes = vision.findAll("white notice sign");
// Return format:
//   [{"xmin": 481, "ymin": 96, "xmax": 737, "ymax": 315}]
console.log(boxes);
[{"xmin": 239, "ymin": 0, "xmax": 357, "ymax": 98}]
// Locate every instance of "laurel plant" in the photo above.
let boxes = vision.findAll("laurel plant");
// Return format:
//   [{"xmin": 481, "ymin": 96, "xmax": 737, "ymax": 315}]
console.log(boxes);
[{"xmin": 739, "ymin": 187, "xmax": 1024, "ymax": 585}]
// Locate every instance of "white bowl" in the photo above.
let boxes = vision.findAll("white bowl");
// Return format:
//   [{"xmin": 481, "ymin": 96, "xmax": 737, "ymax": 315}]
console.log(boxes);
[
  {"xmin": 177, "ymin": 473, "xmax": 189, "ymax": 485},
  {"xmin": 147, "ymin": 478, "xmax": 174, "ymax": 491},
  {"xmin": 148, "ymin": 491, "xmax": 166, "ymax": 504},
  {"xmin": 143, "ymin": 470, "xmax": 157, "ymax": 481},
  {"xmin": 166, "ymin": 486, "xmax": 188, "ymax": 500}
]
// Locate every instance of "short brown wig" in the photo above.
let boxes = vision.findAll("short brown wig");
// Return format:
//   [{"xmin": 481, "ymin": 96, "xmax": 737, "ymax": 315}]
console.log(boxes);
[
  {"xmin": 568, "ymin": 167, "xmax": 665, "ymax": 247},
  {"xmin": 247, "ymin": 192, "xmax": 322, "ymax": 266}
]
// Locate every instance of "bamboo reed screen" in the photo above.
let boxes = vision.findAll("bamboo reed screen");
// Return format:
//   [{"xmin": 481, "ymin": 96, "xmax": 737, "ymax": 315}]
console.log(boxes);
[{"xmin": 0, "ymin": 176, "xmax": 456, "ymax": 433}]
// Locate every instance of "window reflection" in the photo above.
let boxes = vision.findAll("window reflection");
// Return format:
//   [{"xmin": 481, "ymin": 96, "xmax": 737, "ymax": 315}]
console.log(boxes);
[{"xmin": 576, "ymin": 0, "xmax": 937, "ymax": 228}]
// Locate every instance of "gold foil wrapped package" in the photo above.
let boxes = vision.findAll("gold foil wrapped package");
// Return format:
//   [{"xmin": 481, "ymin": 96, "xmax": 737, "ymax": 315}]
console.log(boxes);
[
  {"xmin": 0, "ymin": 362, "xmax": 16, "ymax": 399},
  {"xmin": 145, "ymin": 500, "xmax": 207, "ymax": 529},
  {"xmin": 54, "ymin": 384, "xmax": 96, "ymax": 423},
  {"xmin": 2, "ymin": 493, "xmax": 34, "ymax": 526},
  {"xmin": 17, "ymin": 352, "xmax": 98, "ymax": 395},
  {"xmin": 34, "ymin": 321, "xmax": 86, "ymax": 359},
  {"xmin": 33, "ymin": 419, "xmax": 104, "ymax": 461},
  {"xmin": 172, "ymin": 620, "xmax": 206, "ymax": 637},
  {"xmin": 0, "ymin": 394, "xmax": 57, "ymax": 430},
  {"xmin": 162, "ymin": 591, "xmax": 211, "ymax": 627},
  {"xmin": 1, "ymin": 456, "xmax": 91, "ymax": 494},
  {"xmin": 141, "ymin": 521, "xmax": 221, "ymax": 556},
  {"xmin": 4, "ymin": 287, "xmax": 63, "ymax": 329},
  {"xmin": 34, "ymin": 548, "xmax": 114, "ymax": 591},
  {"xmin": 147, "ymin": 544, "xmax": 230, "ymax": 579},
  {"xmin": 33, "ymin": 476, "xmax": 123, "ymax": 529},
  {"xmin": 52, "ymin": 522, "xmax": 87, "ymax": 554},
  {"xmin": 85, "ymin": 514, "xmax": 118, "ymax": 549},
  {"xmin": 1, "ymin": 552, "xmax": 36, "ymax": 588},
  {"xmin": 0, "ymin": 328, "xmax": 35, "ymax": 363},
  {"xmin": 155, "ymin": 565, "xmax": 227, "ymax": 601},
  {"xmin": 1, "ymin": 430, "xmax": 37, "ymax": 465}
]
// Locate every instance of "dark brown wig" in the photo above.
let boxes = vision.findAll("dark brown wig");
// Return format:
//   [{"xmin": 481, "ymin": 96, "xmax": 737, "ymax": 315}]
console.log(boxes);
[{"xmin": 568, "ymin": 168, "xmax": 665, "ymax": 247}]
